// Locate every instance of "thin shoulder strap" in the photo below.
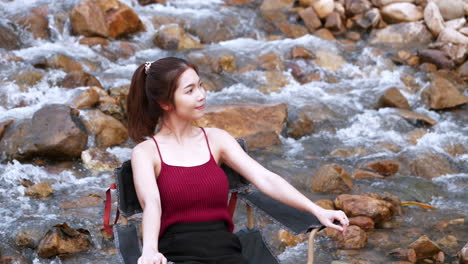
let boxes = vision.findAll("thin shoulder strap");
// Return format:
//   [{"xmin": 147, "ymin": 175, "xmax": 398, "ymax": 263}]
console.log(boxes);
[
  {"xmin": 151, "ymin": 136, "xmax": 164, "ymax": 163},
  {"xmin": 200, "ymin": 127, "xmax": 212, "ymax": 156}
]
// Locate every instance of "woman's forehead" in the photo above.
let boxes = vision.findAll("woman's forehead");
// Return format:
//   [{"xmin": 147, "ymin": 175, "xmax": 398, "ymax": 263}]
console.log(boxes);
[{"xmin": 178, "ymin": 68, "xmax": 199, "ymax": 88}]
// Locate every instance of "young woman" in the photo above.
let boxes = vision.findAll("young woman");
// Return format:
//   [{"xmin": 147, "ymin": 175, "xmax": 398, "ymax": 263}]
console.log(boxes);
[{"xmin": 127, "ymin": 57, "xmax": 349, "ymax": 264}]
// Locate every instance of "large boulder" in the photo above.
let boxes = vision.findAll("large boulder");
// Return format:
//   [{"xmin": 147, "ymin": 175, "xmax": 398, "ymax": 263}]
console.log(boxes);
[
  {"xmin": 381, "ymin": 3, "xmax": 423, "ymax": 24},
  {"xmin": 153, "ymin": 24, "xmax": 202, "ymax": 50},
  {"xmin": 194, "ymin": 103, "xmax": 287, "ymax": 150},
  {"xmin": 81, "ymin": 148, "xmax": 120, "ymax": 172},
  {"xmin": 424, "ymin": 1, "xmax": 445, "ymax": 37},
  {"xmin": 409, "ymin": 152, "xmax": 457, "ymax": 179},
  {"xmin": 421, "ymin": 71, "xmax": 468, "ymax": 109},
  {"xmin": 322, "ymin": 225, "xmax": 367, "ymax": 249},
  {"xmin": 37, "ymin": 223, "xmax": 91, "ymax": 258},
  {"xmin": 71, "ymin": 0, "xmax": 143, "ymax": 38},
  {"xmin": 61, "ymin": 71, "xmax": 102, "ymax": 88},
  {"xmin": 433, "ymin": 0, "xmax": 465, "ymax": 20},
  {"xmin": 0, "ymin": 104, "xmax": 88, "ymax": 160},
  {"xmin": 81, "ymin": 109, "xmax": 128, "ymax": 147},
  {"xmin": 334, "ymin": 194, "xmax": 393, "ymax": 222},
  {"xmin": 310, "ymin": 164, "xmax": 353, "ymax": 193},
  {"xmin": 369, "ymin": 22, "xmax": 433, "ymax": 46}
]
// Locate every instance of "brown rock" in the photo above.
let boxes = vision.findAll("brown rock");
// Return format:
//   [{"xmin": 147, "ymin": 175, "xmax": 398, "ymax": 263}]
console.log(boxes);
[
  {"xmin": 365, "ymin": 160, "xmax": 399, "ymax": 176},
  {"xmin": 352, "ymin": 169, "xmax": 385, "ymax": 179},
  {"xmin": 0, "ymin": 23, "xmax": 21, "ymax": 50},
  {"xmin": 346, "ymin": 31, "xmax": 361, "ymax": 41},
  {"xmin": 314, "ymin": 28, "xmax": 336, "ymax": 40},
  {"xmin": 371, "ymin": 0, "xmax": 416, "ymax": 7},
  {"xmin": 299, "ymin": 7, "xmax": 322, "ymax": 32},
  {"xmin": 259, "ymin": 0, "xmax": 294, "ymax": 24},
  {"xmin": 315, "ymin": 199, "xmax": 335, "ymax": 210},
  {"xmin": 0, "ymin": 104, "xmax": 88, "ymax": 160},
  {"xmin": 138, "ymin": 0, "xmax": 166, "ymax": 5},
  {"xmin": 417, "ymin": 49, "xmax": 455, "ymax": 69},
  {"xmin": 444, "ymin": 143, "xmax": 467, "ymax": 156},
  {"xmin": 60, "ymin": 194, "xmax": 103, "ymax": 209},
  {"xmin": 408, "ymin": 235, "xmax": 442, "ymax": 259},
  {"xmin": 325, "ymin": 12, "xmax": 345, "ymax": 35},
  {"xmin": 277, "ymin": 22, "xmax": 308, "ymax": 38},
  {"xmin": 349, "ymin": 216, "xmax": 375, "ymax": 231},
  {"xmin": 0, "ymin": 120, "xmax": 13, "ymax": 141},
  {"xmin": 219, "ymin": 55, "xmax": 236, "ymax": 73},
  {"xmin": 291, "ymin": 46, "xmax": 315, "ymax": 59},
  {"xmin": 357, "ymin": 8, "xmax": 381, "ymax": 29},
  {"xmin": 381, "ymin": 3, "xmax": 423, "ymax": 24},
  {"xmin": 422, "ymin": 72, "xmax": 468, "ymax": 109},
  {"xmin": 14, "ymin": 71, "xmax": 44, "ymax": 88},
  {"xmin": 79, "ymin": 37, "xmax": 109, "ymax": 46},
  {"xmin": 71, "ymin": 0, "xmax": 143, "ymax": 38},
  {"xmin": 0, "ymin": 256, "xmax": 28, "ymax": 264},
  {"xmin": 312, "ymin": 0, "xmax": 335, "ymax": 18},
  {"xmin": 258, "ymin": 52, "xmax": 284, "ymax": 71},
  {"xmin": 310, "ymin": 164, "xmax": 353, "ymax": 193},
  {"xmin": 15, "ymin": 228, "xmax": 44, "ymax": 249},
  {"xmin": 334, "ymin": 194, "xmax": 393, "ymax": 222},
  {"xmin": 409, "ymin": 152, "xmax": 457, "ymax": 179},
  {"xmin": 424, "ymin": 2, "xmax": 445, "ymax": 37},
  {"xmin": 331, "ymin": 147, "xmax": 367, "ymax": 158},
  {"xmin": 440, "ymin": 43, "xmax": 467, "ymax": 65},
  {"xmin": 388, "ymin": 248, "xmax": 417, "ymax": 262},
  {"xmin": 98, "ymin": 102, "xmax": 125, "ymax": 121},
  {"xmin": 437, "ymin": 28, "xmax": 468, "ymax": 44},
  {"xmin": 406, "ymin": 128, "xmax": 427, "ymax": 145},
  {"xmin": 459, "ymin": 242, "xmax": 468, "ymax": 264},
  {"xmin": 315, "ymin": 49, "xmax": 346, "ymax": 71},
  {"xmin": 37, "ymin": 223, "xmax": 91, "ymax": 258},
  {"xmin": 81, "ymin": 148, "xmax": 121, "ymax": 172},
  {"xmin": 369, "ymin": 22, "xmax": 433, "ymax": 46},
  {"xmin": 16, "ymin": 7, "xmax": 49, "ymax": 39},
  {"xmin": 419, "ymin": 62, "xmax": 438, "ymax": 72},
  {"xmin": 47, "ymin": 54, "xmax": 83, "ymax": 73},
  {"xmin": 287, "ymin": 112, "xmax": 314, "ymax": 139},
  {"xmin": 445, "ymin": 18, "xmax": 466, "ymax": 30},
  {"xmin": 24, "ymin": 182, "xmax": 53, "ymax": 199},
  {"xmin": 194, "ymin": 103, "xmax": 287, "ymax": 150},
  {"xmin": 277, "ymin": 229, "xmax": 307, "ymax": 247},
  {"xmin": 322, "ymin": 225, "xmax": 367, "ymax": 249},
  {"xmin": 61, "ymin": 70, "xmax": 102, "ymax": 88},
  {"xmin": 345, "ymin": 0, "xmax": 372, "ymax": 16},
  {"xmin": 72, "ymin": 87, "xmax": 100, "ymax": 109},
  {"xmin": 154, "ymin": 24, "xmax": 202, "ymax": 50},
  {"xmin": 433, "ymin": 0, "xmax": 465, "ymax": 20},
  {"xmin": 81, "ymin": 109, "xmax": 128, "ymax": 147},
  {"xmin": 377, "ymin": 87, "xmax": 410, "ymax": 110},
  {"xmin": 393, "ymin": 109, "xmax": 437, "ymax": 126}
]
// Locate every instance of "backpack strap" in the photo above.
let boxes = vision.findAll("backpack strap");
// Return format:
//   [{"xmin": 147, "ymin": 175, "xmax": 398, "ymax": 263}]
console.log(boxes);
[{"xmin": 103, "ymin": 183, "xmax": 120, "ymax": 236}]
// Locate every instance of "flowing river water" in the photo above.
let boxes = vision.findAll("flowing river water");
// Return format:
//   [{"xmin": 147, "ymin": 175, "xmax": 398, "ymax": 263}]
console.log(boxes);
[{"xmin": 0, "ymin": 0, "xmax": 467, "ymax": 263}]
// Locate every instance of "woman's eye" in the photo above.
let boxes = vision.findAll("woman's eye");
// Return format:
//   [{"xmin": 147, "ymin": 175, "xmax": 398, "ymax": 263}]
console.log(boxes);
[{"xmin": 187, "ymin": 88, "xmax": 193, "ymax": 94}]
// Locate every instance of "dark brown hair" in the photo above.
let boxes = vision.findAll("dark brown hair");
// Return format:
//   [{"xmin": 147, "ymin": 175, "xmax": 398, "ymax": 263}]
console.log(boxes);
[{"xmin": 126, "ymin": 57, "xmax": 198, "ymax": 143}]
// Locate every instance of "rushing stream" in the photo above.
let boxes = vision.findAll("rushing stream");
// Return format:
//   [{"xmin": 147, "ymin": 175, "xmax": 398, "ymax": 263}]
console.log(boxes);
[{"xmin": 1, "ymin": 0, "xmax": 467, "ymax": 263}]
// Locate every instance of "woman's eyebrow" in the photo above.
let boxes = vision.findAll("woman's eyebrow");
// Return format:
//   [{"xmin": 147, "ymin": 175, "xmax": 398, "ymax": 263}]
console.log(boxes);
[{"xmin": 183, "ymin": 80, "xmax": 202, "ymax": 89}]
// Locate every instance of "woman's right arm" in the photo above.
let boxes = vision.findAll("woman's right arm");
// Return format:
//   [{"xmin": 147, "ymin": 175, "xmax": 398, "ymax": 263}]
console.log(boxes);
[{"xmin": 131, "ymin": 144, "xmax": 167, "ymax": 264}]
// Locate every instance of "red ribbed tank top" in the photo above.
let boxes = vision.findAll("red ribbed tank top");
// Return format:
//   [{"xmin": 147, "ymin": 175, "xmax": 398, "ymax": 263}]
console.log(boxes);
[{"xmin": 152, "ymin": 127, "xmax": 234, "ymax": 238}]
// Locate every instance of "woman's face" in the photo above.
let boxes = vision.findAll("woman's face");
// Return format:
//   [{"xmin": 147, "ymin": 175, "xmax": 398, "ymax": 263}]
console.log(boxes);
[{"xmin": 170, "ymin": 68, "xmax": 206, "ymax": 120}]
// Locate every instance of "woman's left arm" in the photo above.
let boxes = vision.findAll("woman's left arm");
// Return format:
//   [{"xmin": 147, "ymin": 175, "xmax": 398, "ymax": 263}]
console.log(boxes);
[{"xmin": 214, "ymin": 129, "xmax": 349, "ymax": 233}]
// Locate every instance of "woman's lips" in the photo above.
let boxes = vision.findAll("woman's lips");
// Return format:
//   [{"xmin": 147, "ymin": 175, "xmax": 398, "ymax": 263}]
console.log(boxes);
[{"xmin": 195, "ymin": 105, "xmax": 205, "ymax": 110}]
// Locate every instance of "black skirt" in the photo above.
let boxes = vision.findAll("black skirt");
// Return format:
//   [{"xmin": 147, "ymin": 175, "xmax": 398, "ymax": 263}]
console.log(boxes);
[{"xmin": 159, "ymin": 221, "xmax": 249, "ymax": 264}]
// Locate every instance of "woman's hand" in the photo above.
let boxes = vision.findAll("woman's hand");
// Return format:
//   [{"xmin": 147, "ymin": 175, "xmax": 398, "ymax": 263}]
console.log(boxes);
[
  {"xmin": 137, "ymin": 251, "xmax": 167, "ymax": 264},
  {"xmin": 315, "ymin": 208, "xmax": 349, "ymax": 234}
]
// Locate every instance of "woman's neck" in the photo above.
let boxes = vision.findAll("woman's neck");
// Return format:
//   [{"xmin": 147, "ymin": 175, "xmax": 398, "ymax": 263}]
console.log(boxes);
[{"xmin": 157, "ymin": 115, "xmax": 198, "ymax": 144}]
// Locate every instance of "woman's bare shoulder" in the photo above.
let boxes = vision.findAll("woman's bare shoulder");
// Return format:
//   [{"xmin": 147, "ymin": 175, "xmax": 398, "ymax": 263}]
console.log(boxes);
[
  {"xmin": 131, "ymin": 138, "xmax": 156, "ymax": 160},
  {"xmin": 204, "ymin": 127, "xmax": 232, "ymax": 139}
]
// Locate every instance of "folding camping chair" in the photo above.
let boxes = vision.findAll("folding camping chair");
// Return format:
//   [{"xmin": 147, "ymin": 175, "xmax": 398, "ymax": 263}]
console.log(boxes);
[{"xmin": 104, "ymin": 139, "xmax": 324, "ymax": 264}]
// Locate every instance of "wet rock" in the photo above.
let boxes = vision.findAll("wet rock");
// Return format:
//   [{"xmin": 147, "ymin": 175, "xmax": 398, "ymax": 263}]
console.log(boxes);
[
  {"xmin": 154, "ymin": 24, "xmax": 202, "ymax": 50},
  {"xmin": 194, "ymin": 103, "xmax": 287, "ymax": 150},
  {"xmin": 458, "ymin": 60, "xmax": 468, "ymax": 79},
  {"xmin": 388, "ymin": 248, "xmax": 417, "ymax": 262},
  {"xmin": 72, "ymin": 87, "xmax": 100, "ymax": 109},
  {"xmin": 61, "ymin": 70, "xmax": 102, "ymax": 88},
  {"xmin": 219, "ymin": 55, "xmax": 236, "ymax": 73},
  {"xmin": 71, "ymin": 0, "xmax": 143, "ymax": 38},
  {"xmin": 345, "ymin": 0, "xmax": 372, "ymax": 16},
  {"xmin": 0, "ymin": 256, "xmax": 28, "ymax": 264},
  {"xmin": 15, "ymin": 228, "xmax": 44, "ymax": 249},
  {"xmin": 381, "ymin": 3, "xmax": 423, "ymax": 24},
  {"xmin": 81, "ymin": 147, "xmax": 120, "ymax": 172},
  {"xmin": 287, "ymin": 111, "xmax": 314, "ymax": 139},
  {"xmin": 440, "ymin": 43, "xmax": 467, "ymax": 65},
  {"xmin": 0, "ymin": 22, "xmax": 21, "ymax": 50},
  {"xmin": 81, "ymin": 109, "xmax": 128, "ymax": 147},
  {"xmin": 417, "ymin": 49, "xmax": 455, "ymax": 69},
  {"xmin": 393, "ymin": 109, "xmax": 437, "ymax": 126},
  {"xmin": 349, "ymin": 216, "xmax": 375, "ymax": 231},
  {"xmin": 312, "ymin": 0, "xmax": 334, "ymax": 18},
  {"xmin": 310, "ymin": 164, "xmax": 353, "ymax": 193},
  {"xmin": 47, "ymin": 54, "xmax": 83, "ymax": 73},
  {"xmin": 325, "ymin": 12, "xmax": 345, "ymax": 35},
  {"xmin": 314, "ymin": 28, "xmax": 336, "ymax": 40},
  {"xmin": 291, "ymin": 46, "xmax": 315, "ymax": 59},
  {"xmin": 15, "ymin": 7, "xmax": 49, "ymax": 40},
  {"xmin": 379, "ymin": 192, "xmax": 402, "ymax": 216},
  {"xmin": 60, "ymin": 194, "xmax": 103, "ymax": 208},
  {"xmin": 109, "ymin": 84, "xmax": 130, "ymax": 115},
  {"xmin": 98, "ymin": 102, "xmax": 125, "ymax": 121},
  {"xmin": 316, "ymin": 199, "xmax": 335, "ymax": 210},
  {"xmin": 409, "ymin": 152, "xmax": 457, "ymax": 179},
  {"xmin": 243, "ymin": 130, "xmax": 281, "ymax": 150},
  {"xmin": 13, "ymin": 71, "xmax": 44, "ymax": 88},
  {"xmin": 421, "ymin": 71, "xmax": 468, "ymax": 109},
  {"xmin": 408, "ymin": 235, "xmax": 442, "ymax": 259},
  {"xmin": 299, "ymin": 7, "xmax": 322, "ymax": 32},
  {"xmin": 0, "ymin": 120, "xmax": 13, "ymax": 142},
  {"xmin": 352, "ymin": 169, "xmax": 385, "ymax": 179},
  {"xmin": 315, "ymin": 49, "xmax": 346, "ymax": 71},
  {"xmin": 259, "ymin": 71, "xmax": 290, "ymax": 94},
  {"xmin": 138, "ymin": 0, "xmax": 166, "ymax": 5},
  {"xmin": 437, "ymin": 28, "xmax": 468, "ymax": 45},
  {"xmin": 224, "ymin": 0, "xmax": 254, "ymax": 5},
  {"xmin": 277, "ymin": 22, "xmax": 308, "ymax": 38},
  {"xmin": 334, "ymin": 194, "xmax": 393, "ymax": 222},
  {"xmin": 436, "ymin": 235, "xmax": 458, "ymax": 254},
  {"xmin": 37, "ymin": 223, "xmax": 91, "ymax": 258},
  {"xmin": 369, "ymin": 22, "xmax": 433, "ymax": 46},
  {"xmin": 433, "ymin": 0, "xmax": 465, "ymax": 20},
  {"xmin": 424, "ymin": 1, "xmax": 445, "ymax": 37},
  {"xmin": 322, "ymin": 225, "xmax": 367, "ymax": 249},
  {"xmin": 92, "ymin": 86, "xmax": 119, "ymax": 105},
  {"xmin": 357, "ymin": 8, "xmax": 381, "ymax": 29},
  {"xmin": 365, "ymin": 160, "xmax": 399, "ymax": 176},
  {"xmin": 419, "ymin": 62, "xmax": 438, "ymax": 72},
  {"xmin": 259, "ymin": 0, "xmax": 294, "ymax": 24},
  {"xmin": 0, "ymin": 104, "xmax": 88, "ymax": 160},
  {"xmin": 406, "ymin": 128, "xmax": 427, "ymax": 145},
  {"xmin": 459, "ymin": 242, "xmax": 468, "ymax": 264},
  {"xmin": 277, "ymin": 229, "xmax": 307, "ymax": 247},
  {"xmin": 79, "ymin": 36, "xmax": 109, "ymax": 47},
  {"xmin": 24, "ymin": 182, "xmax": 53, "ymax": 199},
  {"xmin": 377, "ymin": 87, "xmax": 410, "ymax": 110},
  {"xmin": 187, "ymin": 14, "xmax": 244, "ymax": 44},
  {"xmin": 331, "ymin": 147, "xmax": 367, "ymax": 158},
  {"xmin": 258, "ymin": 52, "xmax": 284, "ymax": 71}
]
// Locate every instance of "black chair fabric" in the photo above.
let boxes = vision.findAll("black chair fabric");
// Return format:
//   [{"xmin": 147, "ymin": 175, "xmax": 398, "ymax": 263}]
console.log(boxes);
[
  {"xmin": 114, "ymin": 223, "xmax": 142, "ymax": 264},
  {"xmin": 236, "ymin": 228, "xmax": 280, "ymax": 264}
]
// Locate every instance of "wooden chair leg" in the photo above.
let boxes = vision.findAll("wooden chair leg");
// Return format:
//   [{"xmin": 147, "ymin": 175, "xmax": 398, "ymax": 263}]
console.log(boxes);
[
  {"xmin": 306, "ymin": 228, "xmax": 319, "ymax": 264},
  {"xmin": 246, "ymin": 204, "xmax": 255, "ymax": 229}
]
